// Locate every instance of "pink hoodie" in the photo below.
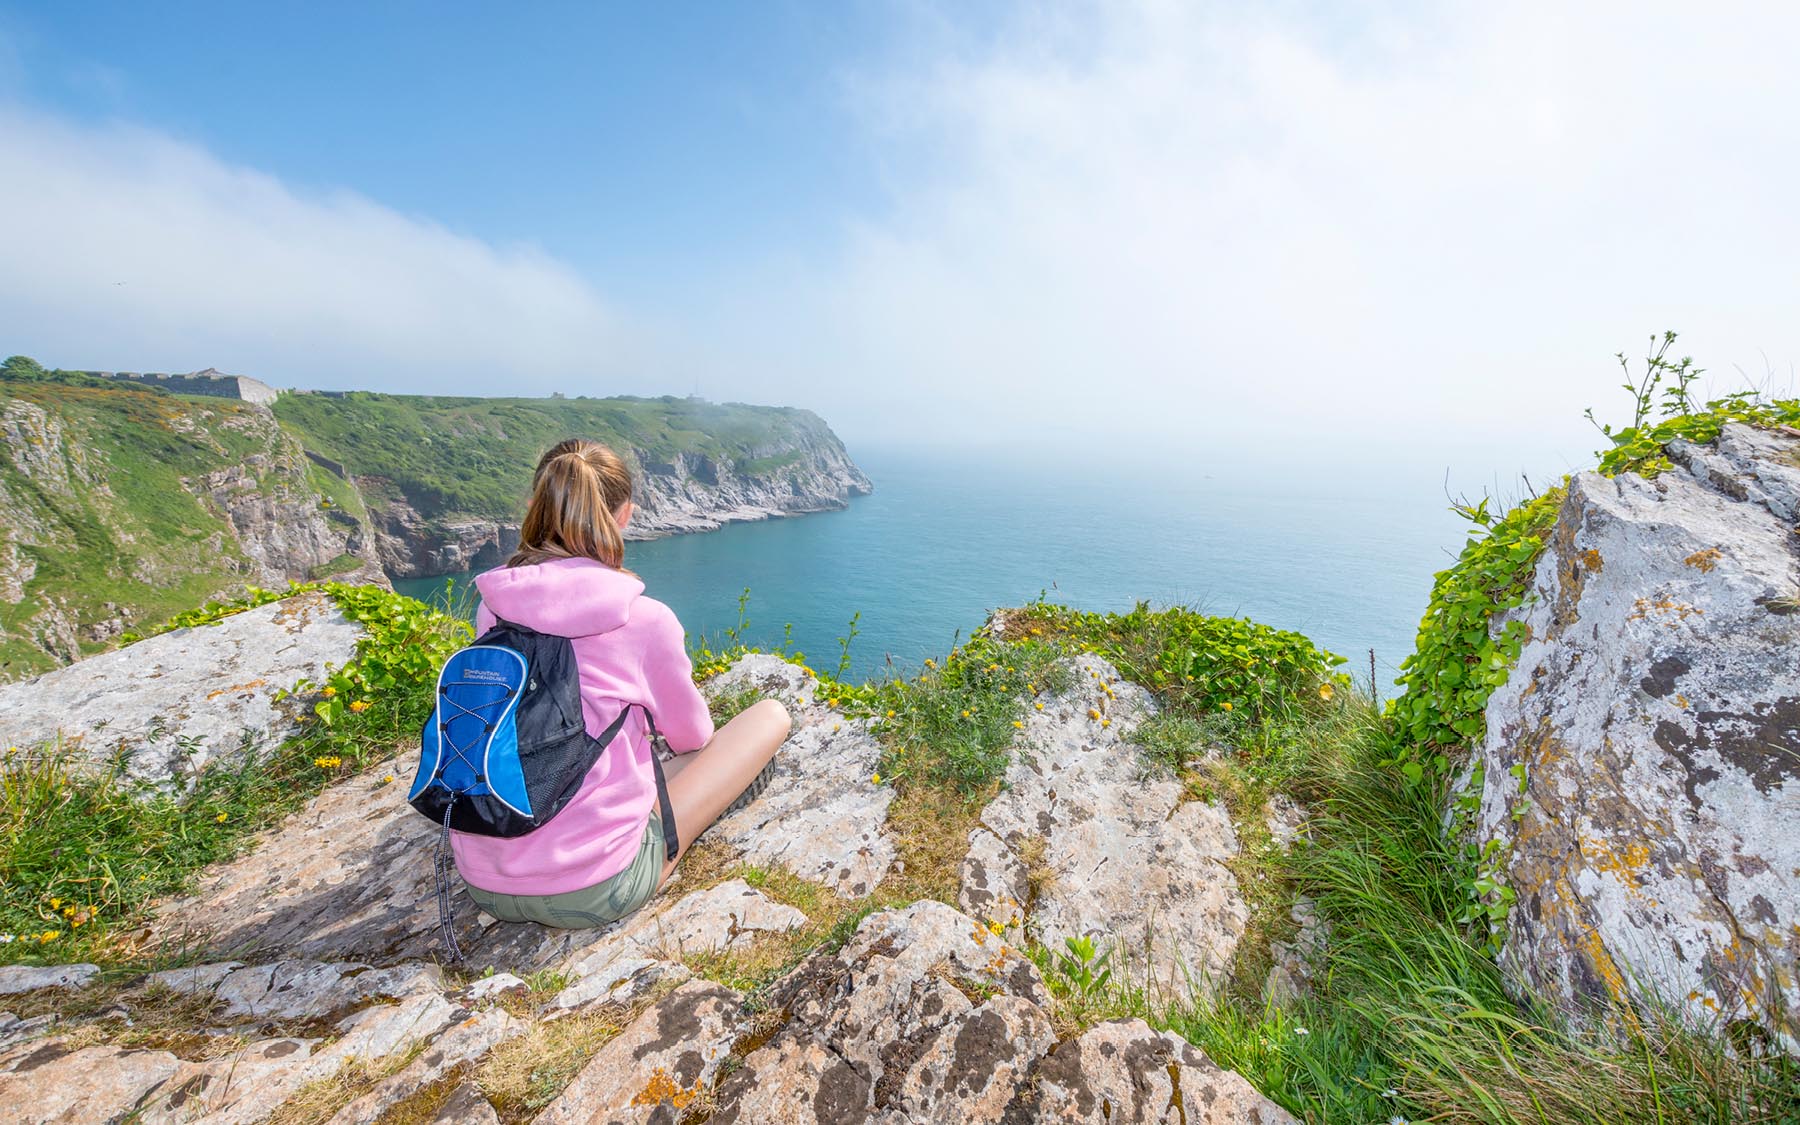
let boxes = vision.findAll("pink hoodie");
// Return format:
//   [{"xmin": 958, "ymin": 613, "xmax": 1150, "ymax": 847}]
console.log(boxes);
[{"xmin": 449, "ymin": 557, "xmax": 714, "ymax": 896}]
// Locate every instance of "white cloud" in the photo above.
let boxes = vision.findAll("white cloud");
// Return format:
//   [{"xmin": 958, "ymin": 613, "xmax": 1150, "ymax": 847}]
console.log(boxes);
[
  {"xmin": 4, "ymin": 3, "xmax": 1798, "ymax": 494},
  {"xmin": 716, "ymin": 0, "xmax": 1800, "ymax": 485},
  {"xmin": 0, "ymin": 106, "xmax": 627, "ymax": 391}
]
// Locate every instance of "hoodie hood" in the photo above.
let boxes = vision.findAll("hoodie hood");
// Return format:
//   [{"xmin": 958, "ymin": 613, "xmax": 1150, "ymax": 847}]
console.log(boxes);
[{"xmin": 473, "ymin": 557, "xmax": 645, "ymax": 637}]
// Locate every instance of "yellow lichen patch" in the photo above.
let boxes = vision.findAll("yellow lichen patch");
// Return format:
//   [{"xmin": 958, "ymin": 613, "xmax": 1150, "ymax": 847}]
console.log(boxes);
[
  {"xmin": 1579, "ymin": 548, "xmax": 1604, "ymax": 572},
  {"xmin": 204, "ymin": 677, "xmax": 267, "ymax": 701},
  {"xmin": 1581, "ymin": 928, "xmax": 1630, "ymax": 1004},
  {"xmin": 1585, "ymin": 838, "xmax": 1653, "ymax": 891},
  {"xmin": 1683, "ymin": 547, "xmax": 1723, "ymax": 573},
  {"xmin": 1628, "ymin": 597, "xmax": 1705, "ymax": 626},
  {"xmin": 631, "ymin": 1066, "xmax": 701, "ymax": 1109}
]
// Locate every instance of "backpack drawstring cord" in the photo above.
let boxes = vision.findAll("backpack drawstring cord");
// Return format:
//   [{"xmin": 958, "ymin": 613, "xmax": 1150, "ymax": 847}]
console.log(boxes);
[{"xmin": 434, "ymin": 795, "xmax": 463, "ymax": 963}]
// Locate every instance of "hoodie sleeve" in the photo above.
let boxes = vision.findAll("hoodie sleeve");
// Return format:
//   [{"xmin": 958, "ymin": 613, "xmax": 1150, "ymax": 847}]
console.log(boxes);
[{"xmin": 635, "ymin": 599, "xmax": 715, "ymax": 753}]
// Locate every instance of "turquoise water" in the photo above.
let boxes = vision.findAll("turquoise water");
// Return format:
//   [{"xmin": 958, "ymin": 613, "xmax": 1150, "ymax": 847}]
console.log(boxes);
[{"xmin": 395, "ymin": 447, "xmax": 1469, "ymax": 687}]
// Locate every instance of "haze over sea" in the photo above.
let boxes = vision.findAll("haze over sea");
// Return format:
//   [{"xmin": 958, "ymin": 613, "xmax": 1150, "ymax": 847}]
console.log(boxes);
[{"xmin": 399, "ymin": 446, "xmax": 1471, "ymax": 686}]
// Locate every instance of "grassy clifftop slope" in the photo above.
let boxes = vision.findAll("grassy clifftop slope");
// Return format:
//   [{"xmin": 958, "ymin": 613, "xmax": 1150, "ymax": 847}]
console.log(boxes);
[
  {"xmin": 0, "ymin": 359, "xmax": 375, "ymax": 679},
  {"xmin": 272, "ymin": 391, "xmax": 855, "ymax": 521}
]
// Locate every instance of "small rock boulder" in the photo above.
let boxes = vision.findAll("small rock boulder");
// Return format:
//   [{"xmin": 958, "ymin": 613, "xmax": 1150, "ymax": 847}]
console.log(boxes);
[
  {"xmin": 0, "ymin": 964, "xmax": 98, "ymax": 996},
  {"xmin": 536, "ymin": 979, "xmax": 744, "ymax": 1124},
  {"xmin": 0, "ymin": 591, "xmax": 362, "ymax": 786},
  {"xmin": 0, "ymin": 1043, "xmax": 181, "ymax": 1124},
  {"xmin": 1023, "ymin": 1019, "xmax": 1296, "ymax": 1123}
]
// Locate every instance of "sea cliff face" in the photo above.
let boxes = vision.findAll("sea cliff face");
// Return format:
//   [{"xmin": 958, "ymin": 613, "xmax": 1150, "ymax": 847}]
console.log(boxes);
[{"xmin": 273, "ymin": 391, "xmax": 873, "ymax": 579}]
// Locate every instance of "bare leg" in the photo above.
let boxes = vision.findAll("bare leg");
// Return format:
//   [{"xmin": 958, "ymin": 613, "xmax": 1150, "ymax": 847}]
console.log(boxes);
[{"xmin": 658, "ymin": 699, "xmax": 791, "ymax": 887}]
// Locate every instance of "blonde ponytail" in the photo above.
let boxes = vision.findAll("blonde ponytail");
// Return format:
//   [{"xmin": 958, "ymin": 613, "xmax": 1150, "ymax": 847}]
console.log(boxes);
[{"xmin": 508, "ymin": 439, "xmax": 634, "ymax": 570}]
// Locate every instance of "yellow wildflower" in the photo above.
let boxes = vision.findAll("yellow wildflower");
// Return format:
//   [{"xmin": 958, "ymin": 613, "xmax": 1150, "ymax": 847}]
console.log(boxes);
[
  {"xmin": 1221, "ymin": 701, "xmax": 1233, "ymax": 712},
  {"xmin": 1087, "ymin": 708, "xmax": 1100, "ymax": 720},
  {"xmin": 827, "ymin": 698, "xmax": 839, "ymax": 708},
  {"xmin": 215, "ymin": 812, "xmax": 229, "ymax": 823},
  {"xmin": 1101, "ymin": 719, "xmax": 1111, "ymax": 728},
  {"xmin": 49, "ymin": 897, "xmax": 60, "ymax": 909},
  {"xmin": 1035, "ymin": 702, "xmax": 1045, "ymax": 711},
  {"xmin": 1012, "ymin": 720, "xmax": 1024, "ymax": 729},
  {"xmin": 885, "ymin": 710, "xmax": 896, "ymax": 719},
  {"xmin": 961, "ymin": 709, "xmax": 972, "ymax": 718},
  {"xmin": 871, "ymin": 772, "xmax": 882, "ymax": 785},
  {"xmin": 1318, "ymin": 683, "xmax": 1335, "ymax": 701},
  {"xmin": 322, "ymin": 686, "xmax": 337, "ymax": 698},
  {"xmin": 348, "ymin": 700, "xmax": 371, "ymax": 713},
  {"xmin": 382, "ymin": 774, "xmax": 395, "ymax": 785},
  {"xmin": 314, "ymin": 755, "xmax": 342, "ymax": 769},
  {"xmin": 39, "ymin": 931, "xmax": 58, "ymax": 942},
  {"xmin": 1030, "ymin": 627, "xmax": 1042, "ymax": 635}
]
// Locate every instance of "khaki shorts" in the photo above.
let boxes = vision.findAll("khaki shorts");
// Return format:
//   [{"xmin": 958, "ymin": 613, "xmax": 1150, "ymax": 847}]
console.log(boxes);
[{"xmin": 464, "ymin": 813, "xmax": 667, "ymax": 929}]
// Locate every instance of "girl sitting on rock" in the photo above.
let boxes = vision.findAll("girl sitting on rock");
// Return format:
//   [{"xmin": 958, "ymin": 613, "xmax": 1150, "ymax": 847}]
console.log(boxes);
[{"xmin": 449, "ymin": 438, "xmax": 791, "ymax": 927}]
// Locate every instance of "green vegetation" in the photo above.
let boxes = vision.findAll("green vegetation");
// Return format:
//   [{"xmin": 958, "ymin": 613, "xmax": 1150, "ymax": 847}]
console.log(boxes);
[
  {"xmin": 0, "ymin": 583, "xmax": 469, "ymax": 962},
  {"xmin": 273, "ymin": 389, "xmax": 837, "ymax": 520},
  {"xmin": 863, "ymin": 634, "xmax": 1070, "ymax": 795},
  {"xmin": 1588, "ymin": 331, "xmax": 1800, "ymax": 479},
  {"xmin": 1389, "ymin": 488, "xmax": 1563, "ymax": 764}
]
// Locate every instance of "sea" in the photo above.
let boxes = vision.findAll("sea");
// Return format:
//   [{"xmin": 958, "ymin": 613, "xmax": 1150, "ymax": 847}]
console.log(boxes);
[{"xmin": 395, "ymin": 446, "xmax": 1472, "ymax": 689}]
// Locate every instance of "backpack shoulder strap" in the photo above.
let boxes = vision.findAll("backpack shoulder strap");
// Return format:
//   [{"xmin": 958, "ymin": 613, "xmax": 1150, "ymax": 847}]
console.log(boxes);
[{"xmin": 632, "ymin": 704, "xmax": 681, "ymax": 863}]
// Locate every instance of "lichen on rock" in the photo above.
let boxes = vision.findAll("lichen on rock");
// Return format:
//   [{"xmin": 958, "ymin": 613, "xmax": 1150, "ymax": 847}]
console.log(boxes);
[
  {"xmin": 961, "ymin": 654, "xmax": 1249, "ymax": 993},
  {"xmin": 1475, "ymin": 422, "xmax": 1800, "ymax": 1047}
]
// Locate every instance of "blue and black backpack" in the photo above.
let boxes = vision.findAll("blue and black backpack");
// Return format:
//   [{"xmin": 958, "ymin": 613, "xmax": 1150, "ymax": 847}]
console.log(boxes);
[{"xmin": 407, "ymin": 618, "xmax": 678, "ymax": 957}]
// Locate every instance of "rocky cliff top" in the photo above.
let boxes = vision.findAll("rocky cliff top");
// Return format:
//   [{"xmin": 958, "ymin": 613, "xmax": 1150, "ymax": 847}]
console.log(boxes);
[{"xmin": 0, "ymin": 636, "xmax": 1297, "ymax": 1124}]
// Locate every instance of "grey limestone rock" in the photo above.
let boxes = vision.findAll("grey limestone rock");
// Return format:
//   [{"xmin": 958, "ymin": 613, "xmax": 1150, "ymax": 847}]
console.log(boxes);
[
  {"xmin": 1474, "ymin": 423, "xmax": 1800, "ymax": 1047},
  {"xmin": 535, "ymin": 979, "xmax": 745, "ymax": 1125},
  {"xmin": 1024, "ymin": 1019, "xmax": 1297, "ymax": 1124},
  {"xmin": 704, "ymin": 654, "xmax": 897, "ymax": 898},
  {"xmin": 0, "ymin": 591, "xmax": 364, "ymax": 786},
  {"xmin": 965, "ymin": 654, "xmax": 1249, "ymax": 994},
  {"xmin": 0, "ymin": 964, "xmax": 98, "ymax": 996}
]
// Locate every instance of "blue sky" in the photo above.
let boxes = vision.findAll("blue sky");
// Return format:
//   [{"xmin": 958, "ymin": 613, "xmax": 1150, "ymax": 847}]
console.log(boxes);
[
  {"xmin": 3, "ymin": 2, "xmax": 1797, "ymax": 486},
  {"xmin": 2, "ymin": 3, "xmax": 896, "ymax": 299}
]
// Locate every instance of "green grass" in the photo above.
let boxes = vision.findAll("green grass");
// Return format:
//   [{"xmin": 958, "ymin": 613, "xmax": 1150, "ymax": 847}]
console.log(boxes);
[
  {"xmin": 706, "ymin": 684, "xmax": 767, "ymax": 725},
  {"xmin": 864, "ymin": 632, "xmax": 1071, "ymax": 796}
]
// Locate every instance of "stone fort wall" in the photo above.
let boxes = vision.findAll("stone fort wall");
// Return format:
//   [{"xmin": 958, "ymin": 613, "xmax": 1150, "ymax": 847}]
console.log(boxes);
[{"xmin": 86, "ymin": 369, "xmax": 280, "ymax": 406}]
